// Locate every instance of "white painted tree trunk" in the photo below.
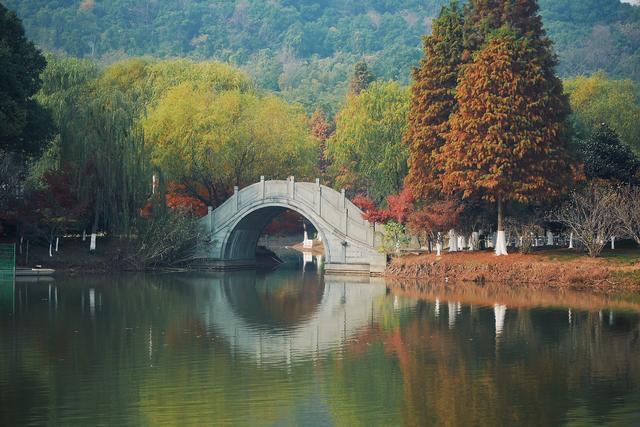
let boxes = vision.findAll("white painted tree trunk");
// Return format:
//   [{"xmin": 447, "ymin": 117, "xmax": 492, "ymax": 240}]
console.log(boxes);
[
  {"xmin": 436, "ymin": 242, "xmax": 442, "ymax": 257},
  {"xmin": 495, "ymin": 230, "xmax": 508, "ymax": 256},
  {"xmin": 49, "ymin": 242, "xmax": 53, "ymax": 257},
  {"xmin": 611, "ymin": 236, "xmax": 615, "ymax": 250},
  {"xmin": 448, "ymin": 230, "xmax": 458, "ymax": 252},
  {"xmin": 569, "ymin": 232, "xmax": 574, "ymax": 249},
  {"xmin": 495, "ymin": 197, "xmax": 508, "ymax": 256},
  {"xmin": 470, "ymin": 232, "xmax": 479, "ymax": 251},
  {"xmin": 457, "ymin": 235, "xmax": 465, "ymax": 251},
  {"xmin": 90, "ymin": 233, "xmax": 97, "ymax": 251},
  {"xmin": 546, "ymin": 230, "xmax": 554, "ymax": 246},
  {"xmin": 55, "ymin": 237, "xmax": 59, "ymax": 252}
]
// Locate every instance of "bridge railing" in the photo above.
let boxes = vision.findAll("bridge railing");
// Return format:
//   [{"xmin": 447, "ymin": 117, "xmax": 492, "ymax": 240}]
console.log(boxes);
[{"xmin": 203, "ymin": 178, "xmax": 384, "ymax": 248}]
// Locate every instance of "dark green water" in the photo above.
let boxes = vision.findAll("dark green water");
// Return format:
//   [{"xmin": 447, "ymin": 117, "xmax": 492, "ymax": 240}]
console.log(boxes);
[{"xmin": 1, "ymin": 266, "xmax": 639, "ymax": 426}]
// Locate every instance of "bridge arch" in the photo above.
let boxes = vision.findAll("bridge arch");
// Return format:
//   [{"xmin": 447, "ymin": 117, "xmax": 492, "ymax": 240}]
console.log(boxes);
[
  {"xmin": 221, "ymin": 202, "xmax": 332, "ymax": 263},
  {"xmin": 197, "ymin": 177, "xmax": 387, "ymax": 275}
]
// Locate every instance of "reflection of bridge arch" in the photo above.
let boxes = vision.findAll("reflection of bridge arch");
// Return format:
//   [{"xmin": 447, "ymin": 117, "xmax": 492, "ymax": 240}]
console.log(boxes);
[
  {"xmin": 189, "ymin": 272, "xmax": 388, "ymax": 364},
  {"xmin": 197, "ymin": 178, "xmax": 386, "ymax": 274}
]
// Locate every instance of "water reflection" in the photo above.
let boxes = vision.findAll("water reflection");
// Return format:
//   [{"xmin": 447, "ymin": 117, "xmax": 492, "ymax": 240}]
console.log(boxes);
[{"xmin": 0, "ymin": 271, "xmax": 639, "ymax": 425}]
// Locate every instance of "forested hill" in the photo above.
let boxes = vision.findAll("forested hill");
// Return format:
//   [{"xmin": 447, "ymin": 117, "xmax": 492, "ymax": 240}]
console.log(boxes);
[{"xmin": 5, "ymin": 0, "xmax": 640, "ymax": 113}]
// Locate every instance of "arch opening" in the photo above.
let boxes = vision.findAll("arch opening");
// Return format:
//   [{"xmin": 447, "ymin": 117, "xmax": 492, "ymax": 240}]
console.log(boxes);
[{"xmin": 222, "ymin": 204, "xmax": 329, "ymax": 268}]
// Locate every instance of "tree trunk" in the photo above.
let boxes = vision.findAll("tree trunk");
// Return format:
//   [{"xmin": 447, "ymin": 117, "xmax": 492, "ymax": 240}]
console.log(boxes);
[
  {"xmin": 90, "ymin": 210, "xmax": 99, "ymax": 252},
  {"xmin": 495, "ymin": 196, "xmax": 508, "ymax": 256}
]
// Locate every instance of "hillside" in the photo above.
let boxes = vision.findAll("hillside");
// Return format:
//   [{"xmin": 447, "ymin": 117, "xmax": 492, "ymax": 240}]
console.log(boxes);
[{"xmin": 4, "ymin": 0, "xmax": 640, "ymax": 113}]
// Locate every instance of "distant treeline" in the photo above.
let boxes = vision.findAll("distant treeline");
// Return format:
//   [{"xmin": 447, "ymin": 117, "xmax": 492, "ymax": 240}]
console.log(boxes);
[{"xmin": 4, "ymin": 0, "xmax": 640, "ymax": 114}]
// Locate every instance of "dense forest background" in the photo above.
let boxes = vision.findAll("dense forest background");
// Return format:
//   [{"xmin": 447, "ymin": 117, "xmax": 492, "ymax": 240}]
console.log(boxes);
[{"xmin": 5, "ymin": 0, "xmax": 640, "ymax": 114}]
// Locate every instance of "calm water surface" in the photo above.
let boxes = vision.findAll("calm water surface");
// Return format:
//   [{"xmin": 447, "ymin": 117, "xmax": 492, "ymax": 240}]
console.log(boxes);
[{"xmin": 1, "ymin": 262, "xmax": 639, "ymax": 426}]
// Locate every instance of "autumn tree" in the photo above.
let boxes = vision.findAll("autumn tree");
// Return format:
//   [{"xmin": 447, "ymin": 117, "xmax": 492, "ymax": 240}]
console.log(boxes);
[
  {"xmin": 407, "ymin": 200, "xmax": 464, "ymax": 250},
  {"xmin": 348, "ymin": 61, "xmax": 375, "ymax": 96},
  {"xmin": 464, "ymin": 0, "xmax": 551, "ymax": 58},
  {"xmin": 404, "ymin": 2, "xmax": 465, "ymax": 201},
  {"xmin": 310, "ymin": 107, "xmax": 334, "ymax": 182},
  {"xmin": 441, "ymin": 32, "xmax": 571, "ymax": 255}
]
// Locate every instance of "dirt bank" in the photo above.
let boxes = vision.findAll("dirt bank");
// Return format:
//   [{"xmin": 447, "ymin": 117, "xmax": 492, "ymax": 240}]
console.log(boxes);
[{"xmin": 386, "ymin": 250, "xmax": 640, "ymax": 292}]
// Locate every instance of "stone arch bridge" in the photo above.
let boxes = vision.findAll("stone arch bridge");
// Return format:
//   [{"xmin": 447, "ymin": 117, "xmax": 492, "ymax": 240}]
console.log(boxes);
[{"xmin": 196, "ymin": 177, "xmax": 387, "ymax": 274}]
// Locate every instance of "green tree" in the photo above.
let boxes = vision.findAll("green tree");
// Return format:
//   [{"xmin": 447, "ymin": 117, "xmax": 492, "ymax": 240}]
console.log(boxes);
[
  {"xmin": 404, "ymin": 2, "xmax": 465, "ymax": 201},
  {"xmin": 579, "ymin": 123, "xmax": 639, "ymax": 183},
  {"xmin": 348, "ymin": 61, "xmax": 375, "ymax": 96},
  {"xmin": 327, "ymin": 81, "xmax": 409, "ymax": 204},
  {"xmin": 144, "ymin": 85, "xmax": 318, "ymax": 206},
  {"xmin": 442, "ymin": 32, "xmax": 571, "ymax": 255},
  {"xmin": 35, "ymin": 56, "xmax": 151, "ymax": 240},
  {"xmin": 0, "ymin": 3, "xmax": 51, "ymax": 156},
  {"xmin": 565, "ymin": 72, "xmax": 640, "ymax": 153}
]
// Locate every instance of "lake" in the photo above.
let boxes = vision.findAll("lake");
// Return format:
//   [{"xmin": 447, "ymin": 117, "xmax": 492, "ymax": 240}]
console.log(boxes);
[{"xmin": 1, "ymin": 261, "xmax": 639, "ymax": 425}]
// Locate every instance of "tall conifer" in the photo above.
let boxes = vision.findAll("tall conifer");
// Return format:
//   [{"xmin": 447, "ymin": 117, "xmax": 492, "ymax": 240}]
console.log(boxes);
[
  {"xmin": 441, "ymin": 32, "xmax": 571, "ymax": 255},
  {"xmin": 404, "ymin": 3, "xmax": 464, "ymax": 200}
]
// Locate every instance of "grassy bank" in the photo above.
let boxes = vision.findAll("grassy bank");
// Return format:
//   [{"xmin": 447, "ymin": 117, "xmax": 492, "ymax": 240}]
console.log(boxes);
[
  {"xmin": 15, "ymin": 237, "xmax": 127, "ymax": 274},
  {"xmin": 386, "ymin": 246, "xmax": 640, "ymax": 292}
]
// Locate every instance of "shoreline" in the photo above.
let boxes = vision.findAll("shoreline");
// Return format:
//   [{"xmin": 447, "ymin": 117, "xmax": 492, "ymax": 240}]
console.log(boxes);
[{"xmin": 385, "ymin": 250, "xmax": 640, "ymax": 293}]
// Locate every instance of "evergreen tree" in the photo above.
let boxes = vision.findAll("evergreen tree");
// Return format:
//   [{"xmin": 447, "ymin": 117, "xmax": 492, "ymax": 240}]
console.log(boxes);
[
  {"xmin": 348, "ymin": 61, "xmax": 375, "ymax": 96},
  {"xmin": 441, "ymin": 32, "xmax": 571, "ymax": 255},
  {"xmin": 0, "ymin": 3, "xmax": 51, "ymax": 156},
  {"xmin": 404, "ymin": 2, "xmax": 465, "ymax": 201},
  {"xmin": 580, "ymin": 123, "xmax": 639, "ymax": 183}
]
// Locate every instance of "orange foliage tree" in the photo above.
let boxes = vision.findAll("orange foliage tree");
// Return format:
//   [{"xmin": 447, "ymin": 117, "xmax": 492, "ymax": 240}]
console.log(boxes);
[
  {"xmin": 441, "ymin": 31, "xmax": 571, "ymax": 255},
  {"xmin": 310, "ymin": 107, "xmax": 334, "ymax": 182},
  {"xmin": 404, "ymin": 2, "xmax": 465, "ymax": 201}
]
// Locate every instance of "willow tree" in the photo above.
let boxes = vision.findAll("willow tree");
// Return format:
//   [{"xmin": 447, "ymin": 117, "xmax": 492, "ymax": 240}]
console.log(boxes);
[
  {"xmin": 144, "ymin": 85, "xmax": 318, "ymax": 207},
  {"xmin": 36, "ymin": 56, "xmax": 152, "ymax": 247},
  {"xmin": 327, "ymin": 81, "xmax": 409, "ymax": 204},
  {"xmin": 441, "ymin": 32, "xmax": 571, "ymax": 255},
  {"xmin": 404, "ymin": 2, "xmax": 465, "ymax": 201}
]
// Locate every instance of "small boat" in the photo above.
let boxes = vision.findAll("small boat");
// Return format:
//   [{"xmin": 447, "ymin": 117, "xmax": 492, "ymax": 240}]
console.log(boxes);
[{"xmin": 15, "ymin": 268, "xmax": 55, "ymax": 276}]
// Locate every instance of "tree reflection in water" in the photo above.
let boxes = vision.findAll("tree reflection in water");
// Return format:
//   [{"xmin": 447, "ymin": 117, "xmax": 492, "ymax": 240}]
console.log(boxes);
[{"xmin": 0, "ymin": 272, "xmax": 638, "ymax": 425}]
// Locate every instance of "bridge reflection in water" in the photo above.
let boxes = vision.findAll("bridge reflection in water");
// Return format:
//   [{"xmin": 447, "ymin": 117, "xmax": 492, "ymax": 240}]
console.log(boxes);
[{"xmin": 186, "ymin": 266, "xmax": 393, "ymax": 364}]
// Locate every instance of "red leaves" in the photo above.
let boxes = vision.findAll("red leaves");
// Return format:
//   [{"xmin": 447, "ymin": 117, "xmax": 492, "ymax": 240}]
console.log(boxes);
[
  {"xmin": 353, "ymin": 194, "xmax": 391, "ymax": 223},
  {"xmin": 165, "ymin": 192, "xmax": 207, "ymax": 216},
  {"xmin": 353, "ymin": 187, "xmax": 414, "ymax": 224},
  {"xmin": 407, "ymin": 199, "xmax": 464, "ymax": 237},
  {"xmin": 386, "ymin": 187, "xmax": 414, "ymax": 224}
]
